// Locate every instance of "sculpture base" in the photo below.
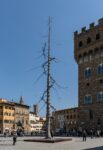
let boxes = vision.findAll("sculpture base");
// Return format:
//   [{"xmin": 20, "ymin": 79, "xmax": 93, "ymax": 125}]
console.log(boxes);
[{"xmin": 24, "ymin": 137, "xmax": 72, "ymax": 143}]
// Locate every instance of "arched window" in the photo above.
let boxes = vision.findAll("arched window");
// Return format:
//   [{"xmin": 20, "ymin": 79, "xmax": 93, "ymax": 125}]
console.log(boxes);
[
  {"xmin": 84, "ymin": 67, "xmax": 91, "ymax": 78},
  {"xmin": 97, "ymin": 64, "xmax": 103, "ymax": 74},
  {"xmin": 87, "ymin": 37, "xmax": 91, "ymax": 44},
  {"xmin": 94, "ymin": 48, "xmax": 99, "ymax": 58},
  {"xmin": 84, "ymin": 95, "xmax": 92, "ymax": 104},
  {"xmin": 97, "ymin": 92, "xmax": 103, "ymax": 102},
  {"xmin": 88, "ymin": 51, "xmax": 93, "ymax": 61},
  {"xmin": 79, "ymin": 41, "xmax": 83, "ymax": 47},
  {"xmin": 78, "ymin": 55, "xmax": 83, "ymax": 64},
  {"xmin": 83, "ymin": 53, "xmax": 88, "ymax": 62}
]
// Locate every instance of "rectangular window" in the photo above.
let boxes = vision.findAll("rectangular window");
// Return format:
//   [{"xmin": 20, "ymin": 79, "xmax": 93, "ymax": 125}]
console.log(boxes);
[
  {"xmin": 84, "ymin": 68, "xmax": 91, "ymax": 78},
  {"xmin": 4, "ymin": 120, "xmax": 9, "ymax": 123},
  {"xmin": 84, "ymin": 95, "xmax": 92, "ymax": 104},
  {"xmin": 97, "ymin": 64, "xmax": 103, "ymax": 74},
  {"xmin": 97, "ymin": 92, "xmax": 103, "ymax": 102}
]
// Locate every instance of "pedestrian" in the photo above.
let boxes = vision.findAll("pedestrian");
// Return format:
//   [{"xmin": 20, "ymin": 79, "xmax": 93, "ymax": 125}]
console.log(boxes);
[
  {"xmin": 13, "ymin": 132, "xmax": 17, "ymax": 145},
  {"xmin": 90, "ymin": 129, "xmax": 93, "ymax": 139},
  {"xmin": 4, "ymin": 132, "xmax": 6, "ymax": 138},
  {"xmin": 82, "ymin": 130, "xmax": 87, "ymax": 141},
  {"xmin": 97, "ymin": 130, "xmax": 101, "ymax": 137}
]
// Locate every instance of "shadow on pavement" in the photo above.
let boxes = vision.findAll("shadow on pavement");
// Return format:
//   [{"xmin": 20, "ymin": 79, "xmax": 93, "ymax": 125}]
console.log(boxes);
[
  {"xmin": 0, "ymin": 144, "xmax": 13, "ymax": 146},
  {"xmin": 84, "ymin": 146, "xmax": 103, "ymax": 150}
]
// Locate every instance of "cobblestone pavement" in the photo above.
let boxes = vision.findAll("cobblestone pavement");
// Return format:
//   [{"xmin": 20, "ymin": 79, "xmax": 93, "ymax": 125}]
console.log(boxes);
[{"xmin": 0, "ymin": 136, "xmax": 103, "ymax": 150}]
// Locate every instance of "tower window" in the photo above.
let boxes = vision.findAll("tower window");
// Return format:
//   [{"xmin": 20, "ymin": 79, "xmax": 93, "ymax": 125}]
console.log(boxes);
[
  {"xmin": 84, "ymin": 95, "xmax": 92, "ymax": 104},
  {"xmin": 96, "ymin": 33, "xmax": 100, "ymax": 40},
  {"xmin": 83, "ymin": 53, "xmax": 88, "ymax": 62},
  {"xmin": 87, "ymin": 37, "xmax": 91, "ymax": 44},
  {"xmin": 79, "ymin": 41, "xmax": 83, "ymax": 47},
  {"xmin": 97, "ymin": 64, "xmax": 103, "ymax": 74},
  {"xmin": 84, "ymin": 67, "xmax": 91, "ymax": 78},
  {"xmin": 94, "ymin": 48, "xmax": 99, "ymax": 58},
  {"xmin": 88, "ymin": 51, "xmax": 93, "ymax": 61},
  {"xmin": 97, "ymin": 92, "xmax": 103, "ymax": 102},
  {"xmin": 78, "ymin": 55, "xmax": 83, "ymax": 64}
]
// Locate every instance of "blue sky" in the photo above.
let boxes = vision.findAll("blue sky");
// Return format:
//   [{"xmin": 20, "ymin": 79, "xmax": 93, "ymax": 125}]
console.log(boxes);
[{"xmin": 0, "ymin": 0, "xmax": 103, "ymax": 116}]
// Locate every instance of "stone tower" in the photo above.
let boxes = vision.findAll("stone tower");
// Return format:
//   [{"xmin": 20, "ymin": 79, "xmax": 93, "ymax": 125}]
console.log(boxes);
[
  {"xmin": 74, "ymin": 18, "xmax": 103, "ymax": 131},
  {"xmin": 33, "ymin": 104, "xmax": 38, "ymax": 116},
  {"xmin": 20, "ymin": 96, "xmax": 24, "ymax": 105}
]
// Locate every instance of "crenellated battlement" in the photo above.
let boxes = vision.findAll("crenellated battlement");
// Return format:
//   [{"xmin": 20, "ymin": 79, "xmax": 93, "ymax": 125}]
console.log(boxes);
[{"xmin": 74, "ymin": 18, "xmax": 103, "ymax": 37}]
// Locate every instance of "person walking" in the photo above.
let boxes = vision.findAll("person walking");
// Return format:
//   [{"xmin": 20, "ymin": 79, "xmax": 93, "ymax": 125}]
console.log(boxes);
[
  {"xmin": 97, "ymin": 130, "xmax": 101, "ymax": 137},
  {"xmin": 82, "ymin": 130, "xmax": 87, "ymax": 141},
  {"xmin": 4, "ymin": 132, "xmax": 7, "ymax": 138},
  {"xmin": 13, "ymin": 132, "xmax": 17, "ymax": 145},
  {"xmin": 90, "ymin": 129, "xmax": 93, "ymax": 139}
]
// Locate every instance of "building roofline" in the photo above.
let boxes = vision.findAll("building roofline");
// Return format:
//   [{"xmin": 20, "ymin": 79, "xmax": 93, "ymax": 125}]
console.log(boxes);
[
  {"xmin": 13, "ymin": 102, "xmax": 30, "ymax": 108},
  {"xmin": 0, "ymin": 102, "xmax": 15, "ymax": 106},
  {"xmin": 54, "ymin": 107, "xmax": 78, "ymax": 112},
  {"xmin": 30, "ymin": 111, "xmax": 37, "ymax": 115}
]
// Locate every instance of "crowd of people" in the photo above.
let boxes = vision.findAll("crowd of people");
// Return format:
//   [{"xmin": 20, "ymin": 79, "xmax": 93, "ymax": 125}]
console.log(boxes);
[
  {"xmin": 2, "ymin": 128, "xmax": 102, "ymax": 145},
  {"xmin": 82, "ymin": 129, "xmax": 101, "ymax": 141},
  {"xmin": 55, "ymin": 128, "xmax": 102, "ymax": 140}
]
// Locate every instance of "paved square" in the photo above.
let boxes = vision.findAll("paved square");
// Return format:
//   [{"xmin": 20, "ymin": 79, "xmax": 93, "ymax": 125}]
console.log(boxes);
[{"xmin": 0, "ymin": 136, "xmax": 103, "ymax": 150}]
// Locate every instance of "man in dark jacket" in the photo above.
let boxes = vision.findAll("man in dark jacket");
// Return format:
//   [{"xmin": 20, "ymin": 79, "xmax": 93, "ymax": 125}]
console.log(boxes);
[
  {"xmin": 13, "ymin": 133, "xmax": 17, "ymax": 145},
  {"xmin": 83, "ymin": 130, "xmax": 87, "ymax": 141}
]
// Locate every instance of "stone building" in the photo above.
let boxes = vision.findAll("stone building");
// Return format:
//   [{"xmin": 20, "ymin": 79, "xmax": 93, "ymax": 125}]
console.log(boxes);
[
  {"xmin": 29, "ymin": 111, "xmax": 39, "ymax": 132},
  {"xmin": 14, "ymin": 96, "xmax": 30, "ymax": 133},
  {"xmin": 29, "ymin": 113, "xmax": 46, "ymax": 133},
  {"xmin": 35, "ymin": 117, "xmax": 46, "ymax": 132},
  {"xmin": 29, "ymin": 104, "xmax": 46, "ymax": 133},
  {"xmin": 52, "ymin": 107, "xmax": 79, "ymax": 133},
  {"xmin": 0, "ymin": 98, "xmax": 15, "ymax": 134},
  {"xmin": 74, "ymin": 18, "xmax": 103, "ymax": 131}
]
